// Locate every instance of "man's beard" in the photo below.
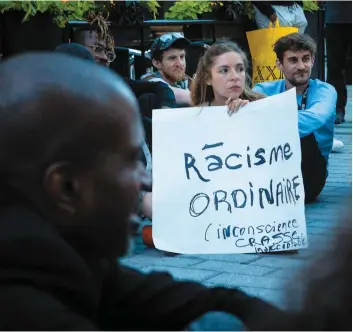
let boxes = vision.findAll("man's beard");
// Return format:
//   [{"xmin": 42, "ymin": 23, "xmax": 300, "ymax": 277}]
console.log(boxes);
[
  {"xmin": 163, "ymin": 68, "xmax": 186, "ymax": 83},
  {"xmin": 287, "ymin": 71, "xmax": 310, "ymax": 87}
]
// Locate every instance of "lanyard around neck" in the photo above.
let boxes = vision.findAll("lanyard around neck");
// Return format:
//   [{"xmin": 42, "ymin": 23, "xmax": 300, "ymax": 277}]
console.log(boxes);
[
  {"xmin": 299, "ymin": 84, "xmax": 309, "ymax": 111},
  {"xmin": 284, "ymin": 81, "xmax": 309, "ymax": 110}
]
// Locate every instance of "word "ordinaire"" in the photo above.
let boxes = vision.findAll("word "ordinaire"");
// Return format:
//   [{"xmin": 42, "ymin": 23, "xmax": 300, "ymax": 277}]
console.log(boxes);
[{"xmin": 189, "ymin": 175, "xmax": 301, "ymax": 217}]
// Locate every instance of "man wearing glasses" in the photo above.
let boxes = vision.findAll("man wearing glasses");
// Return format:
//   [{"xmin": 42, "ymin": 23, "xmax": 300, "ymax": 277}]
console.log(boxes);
[
  {"xmin": 74, "ymin": 28, "xmax": 116, "ymax": 67},
  {"xmin": 142, "ymin": 33, "xmax": 193, "ymax": 106}
]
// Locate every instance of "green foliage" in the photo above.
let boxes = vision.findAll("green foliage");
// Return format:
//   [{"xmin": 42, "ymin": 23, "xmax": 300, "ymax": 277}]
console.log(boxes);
[
  {"xmin": 141, "ymin": 0, "xmax": 160, "ymax": 19},
  {"xmin": 0, "ymin": 1, "xmax": 97, "ymax": 28},
  {"xmin": 239, "ymin": 0, "xmax": 319, "ymax": 20},
  {"xmin": 302, "ymin": 0, "xmax": 319, "ymax": 12},
  {"xmin": 165, "ymin": 1, "xmax": 218, "ymax": 20},
  {"xmin": 242, "ymin": 0, "xmax": 254, "ymax": 20}
]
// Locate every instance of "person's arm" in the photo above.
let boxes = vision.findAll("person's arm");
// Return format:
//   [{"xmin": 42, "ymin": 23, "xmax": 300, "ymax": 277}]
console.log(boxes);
[
  {"xmin": 298, "ymin": 83, "xmax": 337, "ymax": 137},
  {"xmin": 0, "ymin": 284, "xmax": 98, "ymax": 330},
  {"xmin": 157, "ymin": 83, "xmax": 178, "ymax": 108},
  {"xmin": 99, "ymin": 263, "xmax": 292, "ymax": 331},
  {"xmin": 253, "ymin": 1, "xmax": 276, "ymax": 19},
  {"xmin": 252, "ymin": 83, "xmax": 268, "ymax": 95},
  {"xmin": 128, "ymin": 79, "xmax": 178, "ymax": 109},
  {"xmin": 140, "ymin": 75, "xmax": 192, "ymax": 106},
  {"xmin": 170, "ymin": 86, "xmax": 192, "ymax": 105}
]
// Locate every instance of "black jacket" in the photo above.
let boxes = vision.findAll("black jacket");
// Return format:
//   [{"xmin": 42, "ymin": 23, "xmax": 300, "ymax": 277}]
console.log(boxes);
[
  {"xmin": 126, "ymin": 79, "xmax": 177, "ymax": 114},
  {"xmin": 0, "ymin": 205, "xmax": 290, "ymax": 330},
  {"xmin": 254, "ymin": 1, "xmax": 303, "ymax": 19}
]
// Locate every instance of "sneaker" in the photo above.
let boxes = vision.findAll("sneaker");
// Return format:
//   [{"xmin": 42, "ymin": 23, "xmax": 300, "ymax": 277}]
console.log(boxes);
[
  {"xmin": 332, "ymin": 138, "xmax": 344, "ymax": 152},
  {"xmin": 142, "ymin": 225, "xmax": 155, "ymax": 248}
]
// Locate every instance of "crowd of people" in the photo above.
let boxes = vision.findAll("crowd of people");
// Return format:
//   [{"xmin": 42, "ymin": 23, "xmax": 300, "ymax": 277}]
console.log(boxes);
[
  {"xmin": 0, "ymin": 9, "xmax": 350, "ymax": 331},
  {"xmin": 139, "ymin": 36, "xmax": 339, "ymax": 218}
]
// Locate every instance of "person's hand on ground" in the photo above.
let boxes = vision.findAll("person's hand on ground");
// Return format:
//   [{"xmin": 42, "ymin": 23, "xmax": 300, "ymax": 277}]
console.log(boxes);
[{"xmin": 226, "ymin": 97, "xmax": 249, "ymax": 116}]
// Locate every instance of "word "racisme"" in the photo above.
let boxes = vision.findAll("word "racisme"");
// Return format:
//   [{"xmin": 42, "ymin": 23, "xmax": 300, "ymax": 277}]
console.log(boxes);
[{"xmin": 184, "ymin": 141, "xmax": 293, "ymax": 182}]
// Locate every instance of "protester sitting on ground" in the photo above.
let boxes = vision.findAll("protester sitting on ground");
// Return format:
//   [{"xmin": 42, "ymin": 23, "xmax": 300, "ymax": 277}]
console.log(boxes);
[
  {"xmin": 0, "ymin": 52, "xmax": 292, "ymax": 331},
  {"xmin": 54, "ymin": 41, "xmax": 153, "ymax": 221},
  {"xmin": 253, "ymin": 33, "xmax": 338, "ymax": 203},
  {"xmin": 141, "ymin": 33, "xmax": 193, "ymax": 106},
  {"xmin": 71, "ymin": 13, "xmax": 159, "ymax": 216},
  {"xmin": 141, "ymin": 41, "xmax": 265, "ymax": 229},
  {"xmin": 191, "ymin": 40, "xmax": 265, "ymax": 110}
]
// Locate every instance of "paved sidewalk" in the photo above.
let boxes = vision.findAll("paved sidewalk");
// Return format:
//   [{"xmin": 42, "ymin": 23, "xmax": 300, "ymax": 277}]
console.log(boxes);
[{"xmin": 122, "ymin": 86, "xmax": 352, "ymax": 310}]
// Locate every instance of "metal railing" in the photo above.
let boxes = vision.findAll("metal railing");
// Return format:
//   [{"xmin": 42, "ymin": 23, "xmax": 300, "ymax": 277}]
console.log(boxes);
[{"xmin": 114, "ymin": 46, "xmax": 152, "ymax": 80}]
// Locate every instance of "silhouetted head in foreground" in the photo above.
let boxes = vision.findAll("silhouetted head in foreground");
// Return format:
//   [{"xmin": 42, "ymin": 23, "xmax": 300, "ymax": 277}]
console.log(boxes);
[
  {"xmin": 53, "ymin": 43, "xmax": 95, "ymax": 62},
  {"xmin": 0, "ymin": 52, "xmax": 149, "ymax": 258}
]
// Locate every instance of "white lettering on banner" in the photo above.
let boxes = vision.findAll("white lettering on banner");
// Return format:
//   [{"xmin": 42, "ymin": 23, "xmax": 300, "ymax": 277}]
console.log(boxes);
[{"xmin": 152, "ymin": 88, "xmax": 307, "ymax": 254}]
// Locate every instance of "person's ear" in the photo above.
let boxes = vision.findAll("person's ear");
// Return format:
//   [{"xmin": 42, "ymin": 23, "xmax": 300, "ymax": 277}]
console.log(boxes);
[
  {"xmin": 205, "ymin": 73, "xmax": 212, "ymax": 86},
  {"xmin": 152, "ymin": 58, "xmax": 162, "ymax": 70},
  {"xmin": 43, "ymin": 162, "xmax": 81, "ymax": 215},
  {"xmin": 276, "ymin": 58, "xmax": 283, "ymax": 72},
  {"xmin": 311, "ymin": 55, "xmax": 315, "ymax": 66}
]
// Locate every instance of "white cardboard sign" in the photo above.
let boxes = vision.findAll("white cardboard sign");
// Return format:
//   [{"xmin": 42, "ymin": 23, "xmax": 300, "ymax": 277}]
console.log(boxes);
[{"xmin": 152, "ymin": 88, "xmax": 307, "ymax": 254}]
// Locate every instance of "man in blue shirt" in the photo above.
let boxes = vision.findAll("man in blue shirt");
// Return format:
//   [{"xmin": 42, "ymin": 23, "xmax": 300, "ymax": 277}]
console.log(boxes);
[{"xmin": 253, "ymin": 33, "xmax": 337, "ymax": 203}]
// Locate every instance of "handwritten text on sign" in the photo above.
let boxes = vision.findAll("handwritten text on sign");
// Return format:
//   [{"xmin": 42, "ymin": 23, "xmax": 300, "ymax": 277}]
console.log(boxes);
[{"xmin": 152, "ymin": 88, "xmax": 307, "ymax": 254}]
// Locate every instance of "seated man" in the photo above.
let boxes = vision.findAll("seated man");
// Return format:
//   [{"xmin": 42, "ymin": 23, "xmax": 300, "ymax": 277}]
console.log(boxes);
[
  {"xmin": 0, "ymin": 52, "xmax": 290, "ymax": 330},
  {"xmin": 253, "ymin": 33, "xmax": 336, "ymax": 203},
  {"xmin": 142, "ymin": 33, "xmax": 193, "ymax": 106},
  {"xmin": 54, "ymin": 41, "xmax": 153, "ymax": 220}
]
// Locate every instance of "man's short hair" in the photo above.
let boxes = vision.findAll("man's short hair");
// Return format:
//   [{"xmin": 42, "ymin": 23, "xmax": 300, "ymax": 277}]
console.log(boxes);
[
  {"xmin": 273, "ymin": 33, "xmax": 317, "ymax": 63},
  {"xmin": 54, "ymin": 43, "xmax": 95, "ymax": 62}
]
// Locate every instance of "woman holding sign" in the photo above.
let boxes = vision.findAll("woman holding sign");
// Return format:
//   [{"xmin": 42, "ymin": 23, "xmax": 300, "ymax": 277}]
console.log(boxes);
[
  {"xmin": 190, "ymin": 41, "xmax": 265, "ymax": 113},
  {"xmin": 142, "ymin": 41, "xmax": 264, "ymax": 247}
]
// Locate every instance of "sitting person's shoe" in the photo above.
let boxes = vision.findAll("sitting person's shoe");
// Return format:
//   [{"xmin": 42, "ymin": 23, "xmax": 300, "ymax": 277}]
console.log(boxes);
[
  {"xmin": 332, "ymin": 138, "xmax": 344, "ymax": 152},
  {"xmin": 142, "ymin": 225, "xmax": 155, "ymax": 248},
  {"xmin": 335, "ymin": 109, "xmax": 346, "ymax": 124}
]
